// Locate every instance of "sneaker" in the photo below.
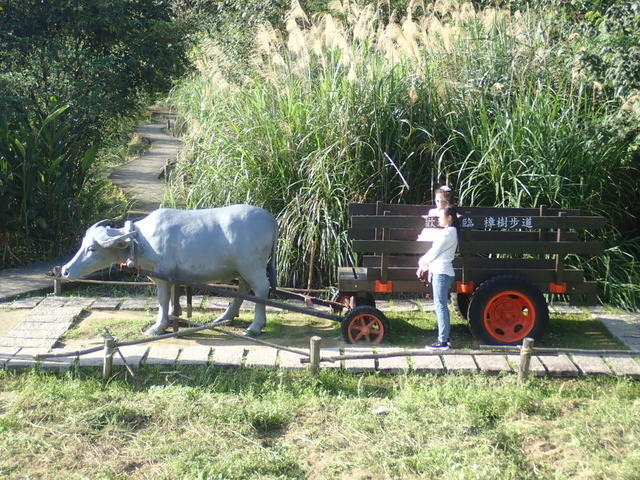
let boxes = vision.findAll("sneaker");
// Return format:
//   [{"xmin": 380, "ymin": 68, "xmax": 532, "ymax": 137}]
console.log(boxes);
[{"xmin": 425, "ymin": 341, "xmax": 450, "ymax": 351}]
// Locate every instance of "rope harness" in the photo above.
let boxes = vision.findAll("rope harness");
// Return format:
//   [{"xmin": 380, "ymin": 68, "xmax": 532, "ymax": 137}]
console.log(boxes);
[{"xmin": 120, "ymin": 220, "xmax": 142, "ymax": 274}]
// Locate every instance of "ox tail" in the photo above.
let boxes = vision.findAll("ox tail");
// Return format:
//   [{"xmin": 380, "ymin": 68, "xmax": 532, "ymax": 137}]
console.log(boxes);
[{"xmin": 267, "ymin": 222, "xmax": 278, "ymax": 293}]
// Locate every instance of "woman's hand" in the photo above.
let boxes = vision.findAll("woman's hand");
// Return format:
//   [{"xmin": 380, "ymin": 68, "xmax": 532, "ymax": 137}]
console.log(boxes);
[{"xmin": 416, "ymin": 268, "xmax": 430, "ymax": 283}]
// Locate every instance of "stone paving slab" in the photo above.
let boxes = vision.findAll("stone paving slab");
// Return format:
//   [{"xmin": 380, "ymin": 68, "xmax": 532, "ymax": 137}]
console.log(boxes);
[
  {"xmin": 343, "ymin": 347, "xmax": 375, "ymax": 372},
  {"xmin": 91, "ymin": 297, "xmax": 122, "ymax": 310},
  {"xmin": 6, "ymin": 348, "xmax": 48, "ymax": 369},
  {"xmin": 376, "ymin": 348, "xmax": 409, "ymax": 373},
  {"xmin": 77, "ymin": 349, "xmax": 105, "ymax": 367},
  {"xmin": 570, "ymin": 354, "xmax": 613, "ymax": 376},
  {"xmin": 387, "ymin": 300, "xmax": 420, "ymax": 312},
  {"xmin": 278, "ymin": 349, "xmax": 308, "ymax": 369},
  {"xmin": 410, "ymin": 354, "xmax": 445, "ymax": 373},
  {"xmin": 549, "ymin": 303, "xmax": 584, "ymax": 315},
  {"xmin": 474, "ymin": 354, "xmax": 512, "ymax": 375},
  {"xmin": 596, "ymin": 314, "xmax": 640, "ymax": 351},
  {"xmin": 38, "ymin": 352, "xmax": 78, "ymax": 371},
  {"xmin": 319, "ymin": 348, "xmax": 342, "ymax": 369},
  {"xmin": 212, "ymin": 345, "xmax": 245, "ymax": 367},
  {"xmin": 442, "ymin": 354, "xmax": 478, "ymax": 374},
  {"xmin": 37, "ymin": 296, "xmax": 68, "ymax": 308},
  {"xmin": 0, "ymin": 347, "xmax": 20, "ymax": 366},
  {"xmin": 507, "ymin": 355, "xmax": 547, "ymax": 375},
  {"xmin": 64, "ymin": 297, "xmax": 96, "ymax": 309},
  {"xmin": 178, "ymin": 346, "xmax": 211, "ymax": 365},
  {"xmin": 7, "ymin": 297, "xmax": 45, "ymax": 309},
  {"xmin": 245, "ymin": 347, "xmax": 278, "ymax": 368},
  {"xmin": 6, "ymin": 323, "xmax": 72, "ymax": 340},
  {"xmin": 145, "ymin": 346, "xmax": 181, "ymax": 365},
  {"xmin": 2, "ymin": 297, "xmax": 44, "ymax": 310},
  {"xmin": 113, "ymin": 346, "xmax": 148, "ymax": 368},
  {"xmin": 119, "ymin": 297, "xmax": 149, "ymax": 310},
  {"xmin": 26, "ymin": 305, "xmax": 85, "ymax": 323},
  {"xmin": 0, "ymin": 336, "xmax": 58, "ymax": 349},
  {"xmin": 202, "ymin": 297, "xmax": 229, "ymax": 310},
  {"xmin": 538, "ymin": 354, "xmax": 580, "ymax": 376},
  {"xmin": 188, "ymin": 295, "xmax": 205, "ymax": 310},
  {"xmin": 605, "ymin": 355, "xmax": 640, "ymax": 378},
  {"xmin": 415, "ymin": 299, "xmax": 435, "ymax": 312}
]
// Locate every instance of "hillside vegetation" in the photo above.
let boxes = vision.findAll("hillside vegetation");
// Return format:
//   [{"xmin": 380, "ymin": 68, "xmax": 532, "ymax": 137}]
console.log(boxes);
[
  {"xmin": 167, "ymin": 0, "xmax": 640, "ymax": 308},
  {"xmin": 0, "ymin": 0, "xmax": 190, "ymax": 265}
]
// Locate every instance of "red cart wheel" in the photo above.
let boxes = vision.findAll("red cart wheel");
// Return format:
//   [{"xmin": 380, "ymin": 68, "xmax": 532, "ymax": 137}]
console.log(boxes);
[
  {"xmin": 341, "ymin": 306, "xmax": 390, "ymax": 344},
  {"xmin": 330, "ymin": 292, "xmax": 352, "ymax": 314},
  {"xmin": 468, "ymin": 275, "xmax": 548, "ymax": 345}
]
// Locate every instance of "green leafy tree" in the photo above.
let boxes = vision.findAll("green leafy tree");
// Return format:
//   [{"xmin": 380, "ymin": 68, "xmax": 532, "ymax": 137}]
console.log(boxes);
[{"xmin": 0, "ymin": 0, "xmax": 191, "ymax": 265}]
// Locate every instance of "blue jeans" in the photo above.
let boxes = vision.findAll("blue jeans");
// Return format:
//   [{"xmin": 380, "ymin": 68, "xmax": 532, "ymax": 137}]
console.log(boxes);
[{"xmin": 432, "ymin": 273, "xmax": 455, "ymax": 343}]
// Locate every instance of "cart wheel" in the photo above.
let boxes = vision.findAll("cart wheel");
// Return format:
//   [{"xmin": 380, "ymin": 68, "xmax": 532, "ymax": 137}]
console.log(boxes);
[
  {"xmin": 456, "ymin": 293, "xmax": 471, "ymax": 320},
  {"xmin": 341, "ymin": 306, "xmax": 390, "ymax": 344},
  {"xmin": 468, "ymin": 275, "xmax": 548, "ymax": 345},
  {"xmin": 330, "ymin": 292, "xmax": 352, "ymax": 314}
]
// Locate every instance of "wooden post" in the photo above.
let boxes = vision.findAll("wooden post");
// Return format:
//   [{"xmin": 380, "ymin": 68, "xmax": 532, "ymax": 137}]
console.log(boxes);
[
  {"xmin": 461, "ymin": 229, "xmax": 471, "ymax": 284},
  {"xmin": 102, "ymin": 332, "xmax": 116, "ymax": 380},
  {"xmin": 517, "ymin": 337, "xmax": 535, "ymax": 385},
  {"xmin": 380, "ymin": 210, "xmax": 390, "ymax": 284},
  {"xmin": 310, "ymin": 336, "xmax": 321, "ymax": 374},
  {"xmin": 555, "ymin": 212, "xmax": 565, "ymax": 284},
  {"xmin": 186, "ymin": 286, "xmax": 193, "ymax": 319},
  {"xmin": 53, "ymin": 266, "xmax": 62, "ymax": 296},
  {"xmin": 538, "ymin": 205, "xmax": 547, "ymax": 260}
]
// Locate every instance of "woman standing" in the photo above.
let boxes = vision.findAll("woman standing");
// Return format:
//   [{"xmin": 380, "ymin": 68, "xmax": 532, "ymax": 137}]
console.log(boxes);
[{"xmin": 416, "ymin": 205, "xmax": 459, "ymax": 350}]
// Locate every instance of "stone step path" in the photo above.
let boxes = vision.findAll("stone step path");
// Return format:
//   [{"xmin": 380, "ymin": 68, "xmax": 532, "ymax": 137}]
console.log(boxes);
[
  {"xmin": 0, "ymin": 303, "xmax": 84, "ymax": 350},
  {"xmin": 2, "ymin": 344, "xmax": 639, "ymax": 377},
  {"xmin": 108, "ymin": 109, "xmax": 182, "ymax": 213},
  {"xmin": 1, "ymin": 295, "xmax": 639, "ymax": 377}
]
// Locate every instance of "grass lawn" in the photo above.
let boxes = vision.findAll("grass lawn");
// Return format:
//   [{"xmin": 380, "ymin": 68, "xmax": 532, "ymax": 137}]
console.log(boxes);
[
  {"xmin": 1, "ymin": 368, "xmax": 639, "ymax": 479},
  {"xmin": 56, "ymin": 302, "xmax": 628, "ymax": 352}
]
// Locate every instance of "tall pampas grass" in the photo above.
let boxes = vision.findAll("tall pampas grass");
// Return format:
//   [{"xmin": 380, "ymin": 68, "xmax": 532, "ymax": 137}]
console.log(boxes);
[{"xmin": 167, "ymin": 0, "xmax": 639, "ymax": 307}]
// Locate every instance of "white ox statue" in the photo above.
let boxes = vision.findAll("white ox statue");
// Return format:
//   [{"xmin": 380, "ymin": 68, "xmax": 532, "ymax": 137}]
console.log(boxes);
[{"xmin": 61, "ymin": 205, "xmax": 278, "ymax": 336}]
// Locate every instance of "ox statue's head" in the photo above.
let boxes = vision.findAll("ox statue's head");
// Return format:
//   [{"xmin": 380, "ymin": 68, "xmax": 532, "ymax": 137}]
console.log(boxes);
[{"xmin": 61, "ymin": 220, "xmax": 136, "ymax": 279}]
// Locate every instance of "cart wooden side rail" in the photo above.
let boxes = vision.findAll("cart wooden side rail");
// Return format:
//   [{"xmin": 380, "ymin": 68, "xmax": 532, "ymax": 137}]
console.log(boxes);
[{"xmin": 338, "ymin": 201, "xmax": 606, "ymax": 345}]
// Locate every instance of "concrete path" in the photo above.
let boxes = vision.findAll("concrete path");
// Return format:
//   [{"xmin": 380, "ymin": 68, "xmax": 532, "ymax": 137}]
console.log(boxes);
[
  {"xmin": 109, "ymin": 108, "xmax": 181, "ymax": 213},
  {"xmin": 0, "ymin": 260, "xmax": 61, "ymax": 302}
]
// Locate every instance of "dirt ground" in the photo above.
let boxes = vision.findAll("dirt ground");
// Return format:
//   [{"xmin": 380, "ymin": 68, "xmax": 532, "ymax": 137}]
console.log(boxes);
[
  {"xmin": 53, "ymin": 309, "xmax": 345, "ymax": 350},
  {"xmin": 0, "ymin": 310, "xmax": 29, "ymax": 337}
]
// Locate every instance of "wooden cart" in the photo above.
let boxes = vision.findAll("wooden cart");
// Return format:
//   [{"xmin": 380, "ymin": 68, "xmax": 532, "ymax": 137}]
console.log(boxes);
[{"xmin": 337, "ymin": 202, "xmax": 605, "ymax": 345}]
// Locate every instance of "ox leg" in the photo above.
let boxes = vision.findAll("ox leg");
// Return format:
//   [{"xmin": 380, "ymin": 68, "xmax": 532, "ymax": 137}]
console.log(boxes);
[
  {"xmin": 214, "ymin": 279, "xmax": 249, "ymax": 324},
  {"xmin": 243, "ymin": 272, "xmax": 270, "ymax": 336},
  {"xmin": 145, "ymin": 280, "xmax": 171, "ymax": 336},
  {"xmin": 170, "ymin": 284, "xmax": 182, "ymax": 318}
]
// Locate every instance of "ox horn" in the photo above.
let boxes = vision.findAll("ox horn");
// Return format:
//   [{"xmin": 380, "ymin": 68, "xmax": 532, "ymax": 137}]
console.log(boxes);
[{"xmin": 90, "ymin": 219, "xmax": 111, "ymax": 229}]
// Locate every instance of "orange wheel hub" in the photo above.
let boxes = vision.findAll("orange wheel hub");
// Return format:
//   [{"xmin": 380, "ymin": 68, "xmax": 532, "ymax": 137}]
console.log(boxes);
[
  {"xmin": 346, "ymin": 313, "xmax": 385, "ymax": 344},
  {"xmin": 483, "ymin": 291, "xmax": 536, "ymax": 343}
]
